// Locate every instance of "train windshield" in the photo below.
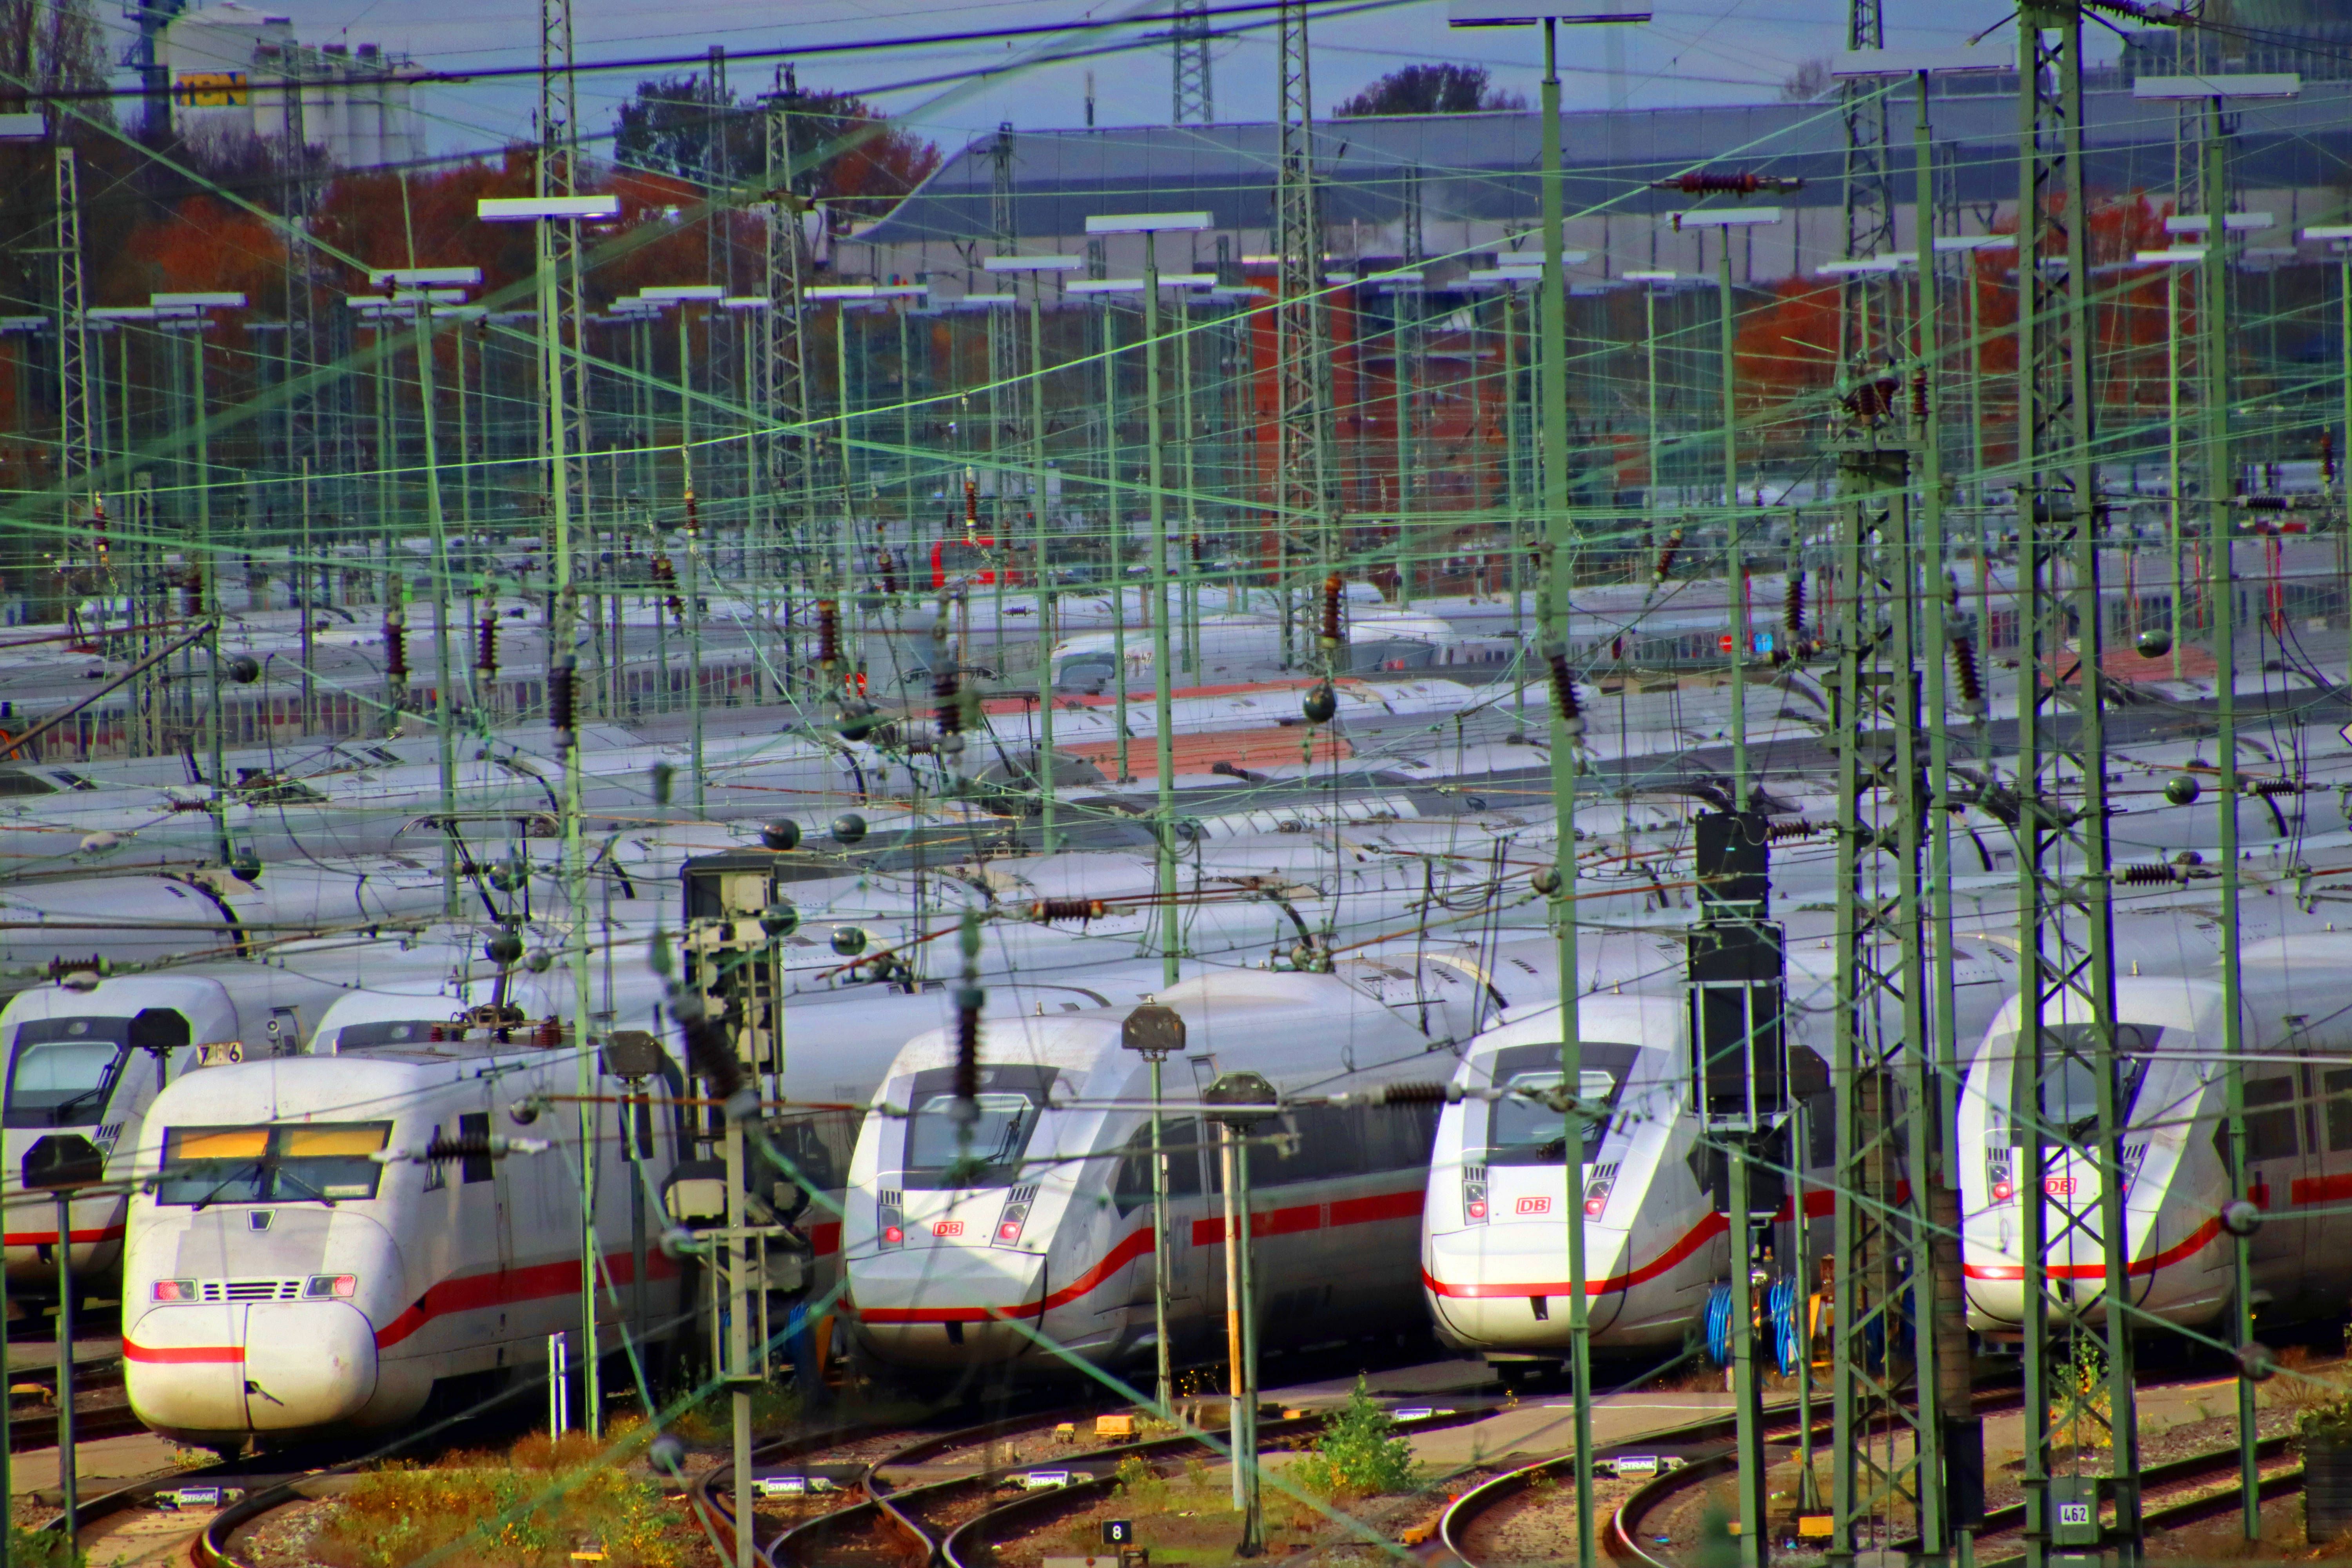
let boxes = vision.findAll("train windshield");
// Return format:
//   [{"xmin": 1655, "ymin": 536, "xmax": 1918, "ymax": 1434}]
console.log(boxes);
[
  {"xmin": 5, "ymin": 1017, "xmax": 133, "ymax": 1129},
  {"xmin": 154, "ymin": 1122, "xmax": 393, "ymax": 1206},
  {"xmin": 2001, "ymin": 1024, "xmax": 2160, "ymax": 1142},
  {"xmin": 897, "ymin": 1064, "xmax": 1058, "ymax": 1190},
  {"xmin": 1479, "ymin": 1042, "xmax": 1643, "ymax": 1165}
]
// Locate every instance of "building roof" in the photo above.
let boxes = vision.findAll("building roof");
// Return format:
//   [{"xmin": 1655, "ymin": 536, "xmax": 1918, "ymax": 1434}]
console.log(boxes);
[{"xmin": 856, "ymin": 82, "xmax": 2352, "ymax": 249}]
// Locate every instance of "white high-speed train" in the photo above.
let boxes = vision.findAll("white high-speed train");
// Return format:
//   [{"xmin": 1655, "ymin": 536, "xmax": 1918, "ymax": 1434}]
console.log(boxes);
[
  {"xmin": 0, "ymin": 939, "xmax": 475, "ymax": 1302},
  {"xmin": 1958, "ymin": 929, "xmax": 2352, "ymax": 1336},
  {"xmin": 119, "ymin": 1041, "xmax": 677, "ymax": 1448},
  {"xmin": 842, "ymin": 966, "xmax": 1464, "ymax": 1375}
]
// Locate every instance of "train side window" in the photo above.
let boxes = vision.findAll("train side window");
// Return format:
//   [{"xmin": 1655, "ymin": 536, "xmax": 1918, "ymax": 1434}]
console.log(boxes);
[
  {"xmin": 1369, "ymin": 1101, "xmax": 1440, "ymax": 1172},
  {"xmin": 1112, "ymin": 1118, "xmax": 1202, "ymax": 1215},
  {"xmin": 2244, "ymin": 1077, "xmax": 2300, "ymax": 1161},
  {"xmin": 458, "ymin": 1112, "xmax": 493, "ymax": 1184},
  {"xmin": 2325, "ymin": 1068, "xmax": 2352, "ymax": 1152}
]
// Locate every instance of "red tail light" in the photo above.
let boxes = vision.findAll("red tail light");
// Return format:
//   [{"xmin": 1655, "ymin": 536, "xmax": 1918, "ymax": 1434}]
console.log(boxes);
[{"xmin": 882, "ymin": 1225, "xmax": 905, "ymax": 1245}]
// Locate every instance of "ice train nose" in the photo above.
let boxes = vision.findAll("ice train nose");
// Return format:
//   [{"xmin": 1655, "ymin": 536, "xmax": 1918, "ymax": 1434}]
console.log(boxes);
[
  {"xmin": 849, "ymin": 1245, "xmax": 1047, "ymax": 1369},
  {"xmin": 126, "ymin": 1300, "xmax": 377, "ymax": 1438}
]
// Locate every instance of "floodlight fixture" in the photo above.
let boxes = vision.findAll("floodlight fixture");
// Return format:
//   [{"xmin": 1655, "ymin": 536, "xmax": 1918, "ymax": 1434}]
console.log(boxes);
[
  {"xmin": 1673, "ymin": 207, "xmax": 1782, "ymax": 230},
  {"xmin": 1447, "ymin": 1, "xmax": 1648, "ymax": 25},
  {"xmin": 2167, "ymin": 213, "xmax": 2272, "ymax": 234},
  {"xmin": 1085, "ymin": 212, "xmax": 1212, "ymax": 234},
  {"xmin": 1833, "ymin": 44, "xmax": 2010, "ymax": 76},
  {"xmin": 370, "ymin": 267, "xmax": 482, "ymax": 289},
  {"xmin": 985, "ymin": 255, "xmax": 1084, "ymax": 273},
  {"xmin": 477, "ymin": 195, "xmax": 621, "ymax": 222},
  {"xmin": 2134, "ymin": 73, "xmax": 2300, "ymax": 100}
]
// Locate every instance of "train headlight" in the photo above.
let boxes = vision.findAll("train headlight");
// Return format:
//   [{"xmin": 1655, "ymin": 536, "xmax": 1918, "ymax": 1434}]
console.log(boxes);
[
  {"xmin": 1583, "ymin": 1176, "xmax": 1613, "ymax": 1218},
  {"xmin": 1462, "ymin": 1167, "xmax": 1488, "ymax": 1225},
  {"xmin": 993, "ymin": 1201, "xmax": 1031, "ymax": 1248},
  {"xmin": 304, "ymin": 1274, "xmax": 358, "ymax": 1299},
  {"xmin": 151, "ymin": 1279, "xmax": 197, "ymax": 1303},
  {"xmin": 1986, "ymin": 1155, "xmax": 2014, "ymax": 1204},
  {"xmin": 878, "ymin": 1192, "xmax": 904, "ymax": 1249}
]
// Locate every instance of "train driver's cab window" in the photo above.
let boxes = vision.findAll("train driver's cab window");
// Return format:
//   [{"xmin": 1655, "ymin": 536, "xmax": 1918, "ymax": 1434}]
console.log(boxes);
[
  {"xmin": 1478, "ymin": 1043, "xmax": 1642, "ymax": 1165},
  {"xmin": 5, "ymin": 1017, "xmax": 136, "ymax": 1129},
  {"xmin": 895, "ymin": 1065, "xmax": 1058, "ymax": 1190},
  {"xmin": 156, "ymin": 1123, "xmax": 393, "ymax": 1205},
  {"xmin": 2010, "ymin": 1024, "xmax": 2156, "ymax": 1142}
]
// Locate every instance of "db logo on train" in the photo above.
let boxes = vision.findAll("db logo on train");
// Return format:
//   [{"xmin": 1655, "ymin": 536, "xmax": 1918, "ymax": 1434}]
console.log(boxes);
[
  {"xmin": 933, "ymin": 1220, "xmax": 966, "ymax": 1238},
  {"xmin": 1515, "ymin": 1196, "xmax": 1553, "ymax": 1216}
]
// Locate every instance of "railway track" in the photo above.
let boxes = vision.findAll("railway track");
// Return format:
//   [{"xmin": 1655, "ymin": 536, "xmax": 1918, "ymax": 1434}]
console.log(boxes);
[
  {"xmin": 1439, "ymin": 1386, "xmax": 2028, "ymax": 1568},
  {"xmin": 750, "ymin": 1397, "xmax": 1486, "ymax": 1568},
  {"xmin": 927, "ymin": 1405, "xmax": 1490, "ymax": 1568},
  {"xmin": 1967, "ymin": 1434, "xmax": 2304, "ymax": 1568}
]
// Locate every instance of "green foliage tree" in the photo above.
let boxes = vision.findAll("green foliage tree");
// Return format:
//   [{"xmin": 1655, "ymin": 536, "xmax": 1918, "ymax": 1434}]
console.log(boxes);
[
  {"xmin": 1293, "ymin": 1377, "xmax": 1421, "ymax": 1496},
  {"xmin": 1334, "ymin": 63, "xmax": 1525, "ymax": 117}
]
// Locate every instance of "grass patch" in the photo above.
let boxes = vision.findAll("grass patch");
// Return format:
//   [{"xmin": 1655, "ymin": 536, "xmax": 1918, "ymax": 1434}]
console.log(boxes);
[
  {"xmin": 307, "ymin": 1425, "xmax": 706, "ymax": 1568},
  {"xmin": 667, "ymin": 1380, "xmax": 800, "ymax": 1445}
]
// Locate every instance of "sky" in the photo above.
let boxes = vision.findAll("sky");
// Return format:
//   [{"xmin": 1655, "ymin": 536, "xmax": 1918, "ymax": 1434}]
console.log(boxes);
[{"xmin": 127, "ymin": 0, "xmax": 2121, "ymax": 164}]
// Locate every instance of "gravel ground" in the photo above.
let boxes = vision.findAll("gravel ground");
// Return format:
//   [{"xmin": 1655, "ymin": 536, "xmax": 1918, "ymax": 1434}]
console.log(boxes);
[{"xmin": 1455, "ymin": 1470, "xmax": 1644, "ymax": 1567}]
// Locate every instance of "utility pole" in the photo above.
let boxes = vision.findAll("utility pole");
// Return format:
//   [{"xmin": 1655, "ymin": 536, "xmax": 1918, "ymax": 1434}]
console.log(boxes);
[
  {"xmin": 2012, "ymin": 7, "xmax": 2136, "ymax": 1563},
  {"xmin": 1171, "ymin": 0, "xmax": 1212, "ymax": 124},
  {"xmin": 1272, "ymin": 0, "xmax": 1332, "ymax": 660},
  {"xmin": 1688, "ymin": 813, "xmax": 1788, "ymax": 1568},
  {"xmin": 540, "ymin": 0, "xmax": 602, "ymax": 1437},
  {"xmin": 53, "ymin": 148, "xmax": 93, "ymax": 553},
  {"xmin": 1204, "ymin": 1070, "xmax": 1278, "ymax": 1557},
  {"xmin": 1838, "ymin": 0, "xmax": 1895, "ymax": 377},
  {"xmin": 763, "ymin": 70, "xmax": 814, "ymax": 688},
  {"xmin": 1123, "ymin": 1004, "xmax": 1185, "ymax": 1416}
]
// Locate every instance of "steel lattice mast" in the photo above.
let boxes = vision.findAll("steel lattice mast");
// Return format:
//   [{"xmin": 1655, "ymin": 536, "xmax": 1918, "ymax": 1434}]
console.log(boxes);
[
  {"xmin": 52, "ymin": 146, "xmax": 93, "ymax": 550},
  {"xmin": 1171, "ymin": 0, "xmax": 1212, "ymax": 124},
  {"xmin": 1826, "ymin": 423, "xmax": 1949, "ymax": 1561},
  {"xmin": 2011, "ymin": 6, "xmax": 2140, "ymax": 1563},
  {"xmin": 1272, "ymin": 0, "xmax": 1333, "ymax": 662},
  {"xmin": 763, "ymin": 70, "xmax": 814, "ymax": 686},
  {"xmin": 1839, "ymin": 0, "xmax": 1896, "ymax": 383}
]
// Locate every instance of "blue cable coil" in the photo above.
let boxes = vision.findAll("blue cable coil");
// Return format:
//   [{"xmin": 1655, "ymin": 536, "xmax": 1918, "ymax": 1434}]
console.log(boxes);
[
  {"xmin": 1769, "ymin": 1276, "xmax": 1801, "ymax": 1376},
  {"xmin": 1706, "ymin": 1279, "xmax": 1804, "ymax": 1374},
  {"xmin": 1704, "ymin": 1283, "xmax": 1734, "ymax": 1367}
]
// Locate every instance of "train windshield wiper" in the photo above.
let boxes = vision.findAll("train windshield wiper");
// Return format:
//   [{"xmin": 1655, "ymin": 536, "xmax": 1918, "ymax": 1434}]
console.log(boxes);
[
  {"xmin": 269, "ymin": 1163, "xmax": 337, "ymax": 1207},
  {"xmin": 189, "ymin": 1160, "xmax": 266, "ymax": 1210}
]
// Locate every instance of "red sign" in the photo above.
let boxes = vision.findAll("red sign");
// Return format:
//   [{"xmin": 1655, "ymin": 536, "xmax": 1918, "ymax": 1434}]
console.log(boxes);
[
  {"xmin": 932, "ymin": 1219, "xmax": 965, "ymax": 1238},
  {"xmin": 1718, "ymin": 633, "xmax": 1735, "ymax": 652},
  {"xmin": 2043, "ymin": 1177, "xmax": 2076, "ymax": 1198},
  {"xmin": 1515, "ymin": 1195, "xmax": 1553, "ymax": 1216}
]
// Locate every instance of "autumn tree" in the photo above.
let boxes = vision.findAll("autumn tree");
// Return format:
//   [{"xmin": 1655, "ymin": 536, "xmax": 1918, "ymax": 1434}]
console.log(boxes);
[
  {"xmin": 1334, "ymin": 63, "xmax": 1525, "ymax": 117},
  {"xmin": 610, "ymin": 73, "xmax": 940, "ymax": 221}
]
